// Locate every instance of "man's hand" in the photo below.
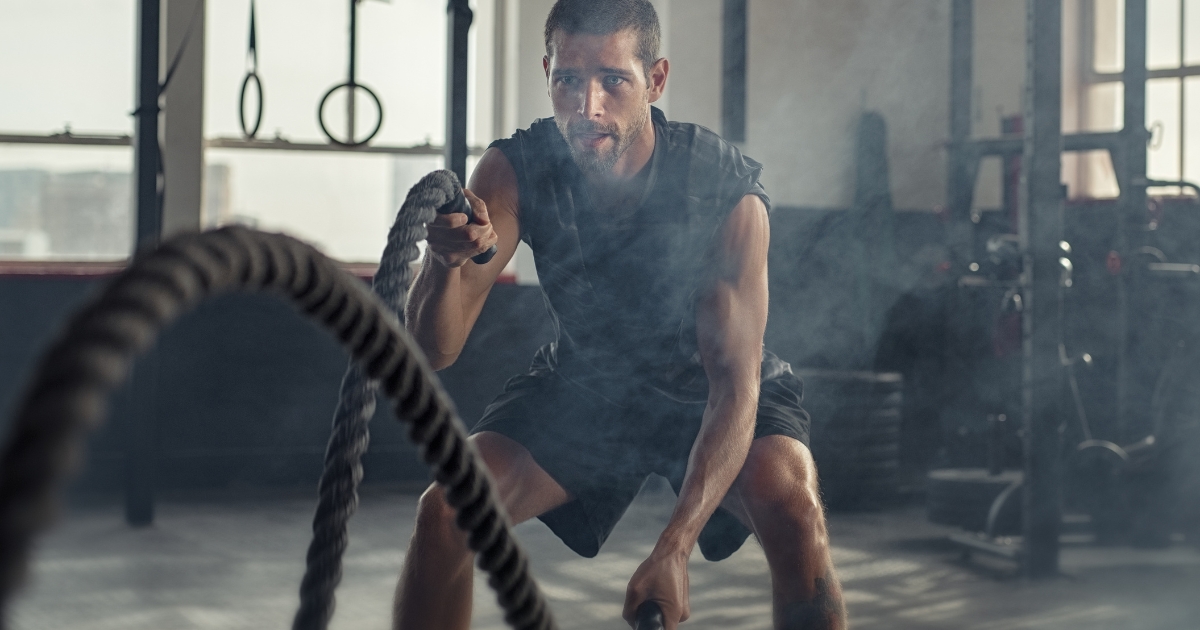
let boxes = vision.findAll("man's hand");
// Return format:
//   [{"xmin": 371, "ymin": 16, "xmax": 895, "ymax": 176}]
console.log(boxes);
[
  {"xmin": 623, "ymin": 548, "xmax": 690, "ymax": 629},
  {"xmin": 425, "ymin": 189, "xmax": 500, "ymax": 269}
]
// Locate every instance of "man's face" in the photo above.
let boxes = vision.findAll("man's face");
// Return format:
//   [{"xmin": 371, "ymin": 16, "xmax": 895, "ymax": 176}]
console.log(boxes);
[{"xmin": 544, "ymin": 29, "xmax": 666, "ymax": 175}]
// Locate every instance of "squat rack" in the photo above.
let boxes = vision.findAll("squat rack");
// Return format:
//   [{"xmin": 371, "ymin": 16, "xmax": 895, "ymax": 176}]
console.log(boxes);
[{"xmin": 944, "ymin": 0, "xmax": 1150, "ymax": 577}]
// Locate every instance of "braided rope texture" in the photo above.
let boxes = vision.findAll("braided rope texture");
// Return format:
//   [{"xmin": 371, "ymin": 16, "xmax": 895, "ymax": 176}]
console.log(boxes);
[{"xmin": 0, "ymin": 221, "xmax": 556, "ymax": 630}]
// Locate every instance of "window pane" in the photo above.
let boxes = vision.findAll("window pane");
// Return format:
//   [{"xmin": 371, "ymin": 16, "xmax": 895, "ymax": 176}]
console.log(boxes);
[
  {"xmin": 1148, "ymin": 0, "xmax": 1183, "ymax": 70},
  {"xmin": 1094, "ymin": 0, "xmax": 1126, "ymax": 73},
  {"xmin": 1086, "ymin": 81, "xmax": 1125, "ymax": 132},
  {"xmin": 204, "ymin": 150, "xmax": 452, "ymax": 262},
  {"xmin": 0, "ymin": 146, "xmax": 133, "ymax": 260},
  {"xmin": 1185, "ymin": 76, "xmax": 1200, "ymax": 185},
  {"xmin": 205, "ymin": 0, "xmax": 447, "ymax": 146},
  {"xmin": 1073, "ymin": 150, "xmax": 1122, "ymax": 199},
  {"xmin": 1147, "ymin": 78, "xmax": 1183, "ymax": 181},
  {"xmin": 1186, "ymin": 0, "xmax": 1200, "ymax": 65},
  {"xmin": 0, "ymin": 1, "xmax": 135, "ymax": 135}
]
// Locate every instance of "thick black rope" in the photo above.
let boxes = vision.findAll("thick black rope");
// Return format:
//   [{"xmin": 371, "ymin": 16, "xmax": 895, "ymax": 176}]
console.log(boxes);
[
  {"xmin": 293, "ymin": 170, "xmax": 494, "ymax": 629},
  {"xmin": 0, "ymin": 221, "xmax": 556, "ymax": 629}
]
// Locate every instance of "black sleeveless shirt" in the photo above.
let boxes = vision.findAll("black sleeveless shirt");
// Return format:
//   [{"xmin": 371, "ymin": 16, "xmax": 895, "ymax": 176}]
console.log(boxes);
[{"xmin": 490, "ymin": 107, "xmax": 792, "ymax": 403}]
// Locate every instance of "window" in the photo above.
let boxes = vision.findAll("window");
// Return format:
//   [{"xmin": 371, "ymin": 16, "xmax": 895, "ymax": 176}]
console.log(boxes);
[
  {"xmin": 0, "ymin": 1, "xmax": 135, "ymax": 260},
  {"xmin": 2, "ymin": 0, "xmax": 498, "ymax": 263},
  {"xmin": 1084, "ymin": 0, "xmax": 1200, "ymax": 193}
]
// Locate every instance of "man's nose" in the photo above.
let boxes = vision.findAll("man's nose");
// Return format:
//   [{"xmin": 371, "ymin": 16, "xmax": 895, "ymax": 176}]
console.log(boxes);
[{"xmin": 579, "ymin": 78, "xmax": 605, "ymax": 119}]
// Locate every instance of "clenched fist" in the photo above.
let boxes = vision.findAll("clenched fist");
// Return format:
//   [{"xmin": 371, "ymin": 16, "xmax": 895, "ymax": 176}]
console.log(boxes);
[{"xmin": 426, "ymin": 189, "xmax": 499, "ymax": 269}]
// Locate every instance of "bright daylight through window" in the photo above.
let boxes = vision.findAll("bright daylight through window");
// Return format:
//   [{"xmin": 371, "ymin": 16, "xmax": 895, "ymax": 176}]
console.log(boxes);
[{"xmin": 0, "ymin": 0, "xmax": 500, "ymax": 263}]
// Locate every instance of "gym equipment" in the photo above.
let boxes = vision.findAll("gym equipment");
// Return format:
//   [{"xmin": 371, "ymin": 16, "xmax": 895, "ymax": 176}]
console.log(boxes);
[
  {"xmin": 238, "ymin": 0, "xmax": 264, "ymax": 139},
  {"xmin": 317, "ymin": 0, "xmax": 384, "ymax": 147},
  {"xmin": 799, "ymin": 370, "xmax": 903, "ymax": 508},
  {"xmin": 633, "ymin": 601, "xmax": 665, "ymax": 630},
  {"xmin": 0, "ymin": 173, "xmax": 554, "ymax": 630},
  {"xmin": 926, "ymin": 468, "xmax": 1022, "ymax": 536}
]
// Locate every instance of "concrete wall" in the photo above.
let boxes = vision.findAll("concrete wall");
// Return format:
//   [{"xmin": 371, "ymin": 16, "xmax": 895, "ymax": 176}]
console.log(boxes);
[
  {"xmin": 505, "ymin": 0, "xmax": 954, "ymax": 211},
  {"xmin": 0, "ymin": 276, "xmax": 553, "ymax": 493},
  {"xmin": 741, "ymin": 0, "xmax": 950, "ymax": 210}
]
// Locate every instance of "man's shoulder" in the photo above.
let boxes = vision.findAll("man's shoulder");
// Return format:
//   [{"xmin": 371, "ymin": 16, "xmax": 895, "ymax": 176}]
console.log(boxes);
[
  {"xmin": 655, "ymin": 110, "xmax": 767, "ymax": 207},
  {"xmin": 487, "ymin": 116, "xmax": 570, "ymax": 183},
  {"xmin": 490, "ymin": 116, "xmax": 561, "ymax": 151}
]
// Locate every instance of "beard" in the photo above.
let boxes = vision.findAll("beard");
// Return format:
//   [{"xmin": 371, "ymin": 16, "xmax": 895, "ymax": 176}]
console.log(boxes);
[{"xmin": 557, "ymin": 107, "xmax": 649, "ymax": 175}]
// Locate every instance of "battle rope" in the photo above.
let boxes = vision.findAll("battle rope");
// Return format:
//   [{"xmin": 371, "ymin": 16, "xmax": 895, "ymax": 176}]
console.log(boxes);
[
  {"xmin": 0, "ymin": 211, "xmax": 555, "ymax": 629},
  {"xmin": 293, "ymin": 170, "xmax": 494, "ymax": 629}
]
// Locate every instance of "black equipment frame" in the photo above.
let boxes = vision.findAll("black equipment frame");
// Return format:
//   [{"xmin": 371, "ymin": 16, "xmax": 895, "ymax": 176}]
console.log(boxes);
[{"xmin": 944, "ymin": 0, "xmax": 1151, "ymax": 576}]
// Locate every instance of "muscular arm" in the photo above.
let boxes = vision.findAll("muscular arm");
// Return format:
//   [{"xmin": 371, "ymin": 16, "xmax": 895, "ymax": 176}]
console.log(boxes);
[
  {"xmin": 404, "ymin": 148, "xmax": 522, "ymax": 369},
  {"xmin": 624, "ymin": 194, "xmax": 770, "ymax": 628},
  {"xmin": 662, "ymin": 193, "xmax": 769, "ymax": 553}
]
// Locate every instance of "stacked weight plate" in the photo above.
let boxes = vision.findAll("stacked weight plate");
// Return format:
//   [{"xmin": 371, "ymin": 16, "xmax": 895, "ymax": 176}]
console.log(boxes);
[{"xmin": 798, "ymin": 369, "xmax": 903, "ymax": 509}]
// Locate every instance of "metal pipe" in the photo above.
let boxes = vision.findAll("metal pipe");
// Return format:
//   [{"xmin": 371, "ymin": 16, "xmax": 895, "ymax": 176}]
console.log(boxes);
[
  {"xmin": 444, "ymin": 0, "xmax": 473, "ymax": 182},
  {"xmin": 348, "ymin": 0, "xmax": 358, "ymax": 143},
  {"xmin": 128, "ymin": 0, "xmax": 163, "ymax": 528},
  {"xmin": 1117, "ymin": 0, "xmax": 1149, "ymax": 438},
  {"xmin": 721, "ymin": 0, "xmax": 747, "ymax": 143},
  {"xmin": 1020, "ymin": 0, "xmax": 1065, "ymax": 579}
]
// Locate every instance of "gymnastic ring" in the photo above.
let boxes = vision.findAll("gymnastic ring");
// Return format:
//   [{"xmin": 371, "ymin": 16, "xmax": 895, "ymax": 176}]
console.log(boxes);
[
  {"xmin": 239, "ymin": 71, "xmax": 264, "ymax": 139},
  {"xmin": 317, "ymin": 81, "xmax": 384, "ymax": 147}
]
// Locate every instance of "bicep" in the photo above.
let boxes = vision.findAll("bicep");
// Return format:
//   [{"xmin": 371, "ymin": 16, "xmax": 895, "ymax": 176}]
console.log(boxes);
[{"xmin": 696, "ymin": 195, "xmax": 771, "ymax": 393}]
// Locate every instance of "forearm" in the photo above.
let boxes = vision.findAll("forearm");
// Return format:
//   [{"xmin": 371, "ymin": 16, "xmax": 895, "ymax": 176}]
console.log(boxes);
[
  {"xmin": 657, "ymin": 387, "xmax": 758, "ymax": 555},
  {"xmin": 404, "ymin": 253, "xmax": 475, "ymax": 369}
]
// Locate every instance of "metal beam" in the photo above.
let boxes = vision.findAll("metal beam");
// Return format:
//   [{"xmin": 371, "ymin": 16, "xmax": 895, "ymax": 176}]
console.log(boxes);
[
  {"xmin": 1020, "ymin": 0, "xmax": 1064, "ymax": 579},
  {"xmin": 161, "ymin": 0, "xmax": 206, "ymax": 238},
  {"xmin": 949, "ymin": 0, "xmax": 973, "ymax": 147},
  {"xmin": 0, "ymin": 133, "xmax": 488, "ymax": 157},
  {"xmin": 1116, "ymin": 0, "xmax": 1149, "ymax": 436},
  {"xmin": 947, "ymin": 0, "xmax": 975, "ymax": 269},
  {"xmin": 127, "ymin": 0, "xmax": 163, "ymax": 528},
  {"xmin": 445, "ymin": 0, "xmax": 473, "ymax": 183},
  {"xmin": 134, "ymin": 0, "xmax": 162, "ymax": 253},
  {"xmin": 206, "ymin": 137, "xmax": 485, "ymax": 156},
  {"xmin": 721, "ymin": 0, "xmax": 747, "ymax": 143}
]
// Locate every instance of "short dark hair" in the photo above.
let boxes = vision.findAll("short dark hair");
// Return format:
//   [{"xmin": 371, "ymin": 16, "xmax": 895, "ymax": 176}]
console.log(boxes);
[{"xmin": 544, "ymin": 0, "xmax": 662, "ymax": 73}]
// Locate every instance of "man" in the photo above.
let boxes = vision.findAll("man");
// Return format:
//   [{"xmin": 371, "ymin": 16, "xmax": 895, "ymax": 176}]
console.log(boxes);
[{"xmin": 395, "ymin": 1, "xmax": 844, "ymax": 628}]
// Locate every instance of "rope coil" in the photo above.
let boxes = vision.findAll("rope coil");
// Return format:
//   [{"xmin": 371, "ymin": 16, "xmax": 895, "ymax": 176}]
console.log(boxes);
[{"xmin": 0, "ymin": 171, "xmax": 556, "ymax": 630}]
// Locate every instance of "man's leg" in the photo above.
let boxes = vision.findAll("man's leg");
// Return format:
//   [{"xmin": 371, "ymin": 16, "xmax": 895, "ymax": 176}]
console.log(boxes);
[
  {"xmin": 720, "ymin": 435, "xmax": 846, "ymax": 630},
  {"xmin": 393, "ymin": 431, "xmax": 572, "ymax": 630}
]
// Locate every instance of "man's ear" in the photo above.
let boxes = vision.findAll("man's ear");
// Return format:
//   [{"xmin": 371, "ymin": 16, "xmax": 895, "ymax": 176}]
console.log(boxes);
[
  {"xmin": 647, "ymin": 57, "xmax": 670, "ymax": 104},
  {"xmin": 543, "ymin": 56, "xmax": 552, "ymax": 96}
]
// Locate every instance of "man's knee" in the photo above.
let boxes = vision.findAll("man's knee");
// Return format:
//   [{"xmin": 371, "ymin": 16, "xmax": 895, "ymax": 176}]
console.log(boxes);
[
  {"xmin": 739, "ymin": 436, "xmax": 824, "ymax": 525},
  {"xmin": 415, "ymin": 483, "xmax": 461, "ymax": 542}
]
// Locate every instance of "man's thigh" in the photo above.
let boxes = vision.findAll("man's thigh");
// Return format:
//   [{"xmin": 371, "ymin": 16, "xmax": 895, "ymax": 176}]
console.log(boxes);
[{"xmin": 470, "ymin": 431, "xmax": 574, "ymax": 524}]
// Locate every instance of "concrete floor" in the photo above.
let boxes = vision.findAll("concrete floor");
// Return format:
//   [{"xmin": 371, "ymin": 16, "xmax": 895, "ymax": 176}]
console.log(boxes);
[{"xmin": 10, "ymin": 481, "xmax": 1200, "ymax": 630}]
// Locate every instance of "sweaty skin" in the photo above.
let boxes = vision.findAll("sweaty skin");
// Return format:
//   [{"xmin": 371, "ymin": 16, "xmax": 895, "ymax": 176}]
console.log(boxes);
[{"xmin": 396, "ymin": 27, "xmax": 845, "ymax": 630}]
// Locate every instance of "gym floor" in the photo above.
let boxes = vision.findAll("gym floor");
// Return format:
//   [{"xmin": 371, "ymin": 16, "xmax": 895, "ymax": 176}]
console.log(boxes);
[{"xmin": 10, "ymin": 480, "xmax": 1200, "ymax": 630}]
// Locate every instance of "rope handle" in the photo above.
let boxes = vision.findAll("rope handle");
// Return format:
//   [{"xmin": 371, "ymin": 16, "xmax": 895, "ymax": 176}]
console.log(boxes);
[
  {"xmin": 437, "ymin": 188, "xmax": 498, "ymax": 265},
  {"xmin": 634, "ymin": 601, "xmax": 665, "ymax": 630}
]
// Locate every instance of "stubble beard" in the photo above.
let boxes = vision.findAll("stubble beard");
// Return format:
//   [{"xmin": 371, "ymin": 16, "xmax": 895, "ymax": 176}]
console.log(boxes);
[{"xmin": 559, "ymin": 105, "xmax": 649, "ymax": 176}]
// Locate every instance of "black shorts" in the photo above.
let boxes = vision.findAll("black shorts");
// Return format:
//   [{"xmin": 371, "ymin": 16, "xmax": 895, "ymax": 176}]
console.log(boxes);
[{"xmin": 470, "ymin": 368, "xmax": 810, "ymax": 561}]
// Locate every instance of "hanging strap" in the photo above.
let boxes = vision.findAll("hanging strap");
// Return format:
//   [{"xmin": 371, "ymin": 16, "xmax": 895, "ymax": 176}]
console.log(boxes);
[{"xmin": 247, "ymin": 0, "xmax": 259, "ymax": 72}]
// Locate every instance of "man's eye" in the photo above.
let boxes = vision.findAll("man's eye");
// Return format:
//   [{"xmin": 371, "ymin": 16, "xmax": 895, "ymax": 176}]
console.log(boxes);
[
  {"xmin": 604, "ymin": 76, "xmax": 624, "ymax": 86},
  {"xmin": 557, "ymin": 76, "xmax": 578, "ymax": 86}
]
